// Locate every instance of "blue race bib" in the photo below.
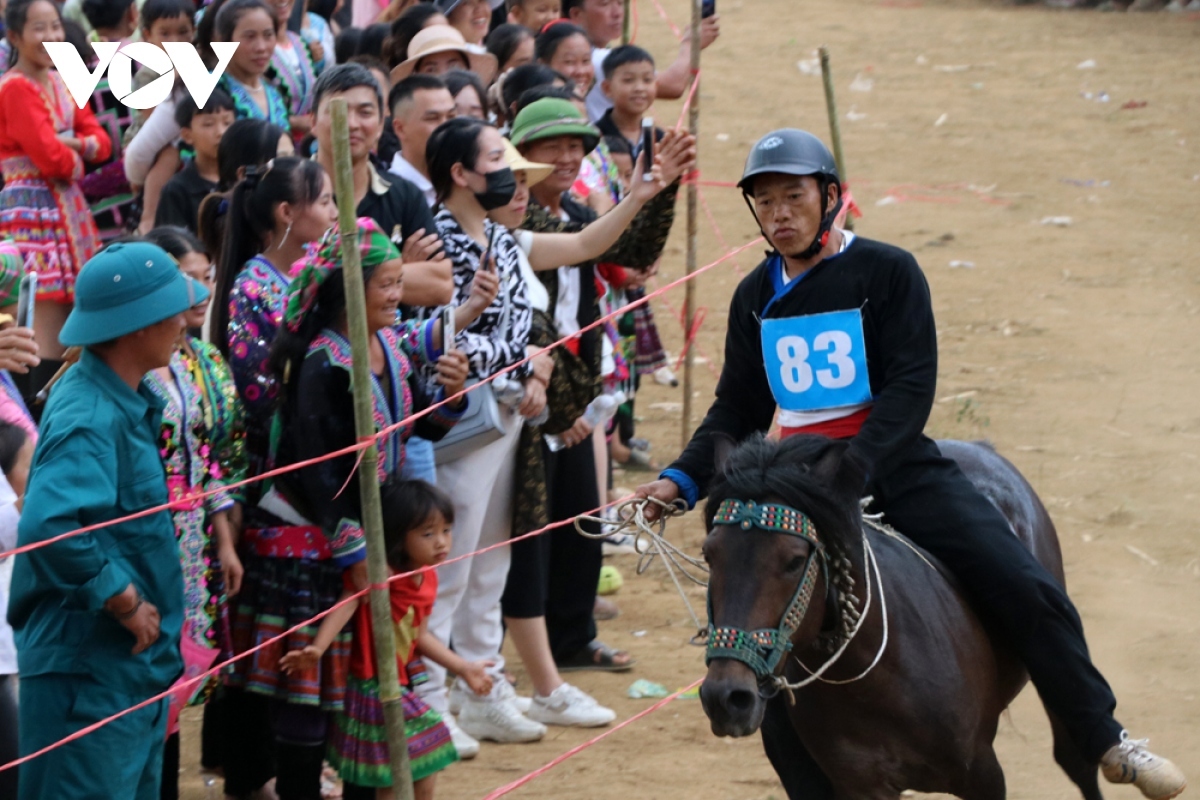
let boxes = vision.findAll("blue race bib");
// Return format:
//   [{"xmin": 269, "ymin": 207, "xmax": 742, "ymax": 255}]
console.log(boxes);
[{"xmin": 761, "ymin": 310, "xmax": 872, "ymax": 413}]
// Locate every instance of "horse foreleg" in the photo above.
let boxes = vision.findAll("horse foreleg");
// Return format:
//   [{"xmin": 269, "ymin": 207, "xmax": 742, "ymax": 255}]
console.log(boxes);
[
  {"xmin": 1045, "ymin": 709, "xmax": 1104, "ymax": 800},
  {"xmin": 762, "ymin": 695, "xmax": 834, "ymax": 800},
  {"xmin": 958, "ymin": 749, "xmax": 1006, "ymax": 800}
]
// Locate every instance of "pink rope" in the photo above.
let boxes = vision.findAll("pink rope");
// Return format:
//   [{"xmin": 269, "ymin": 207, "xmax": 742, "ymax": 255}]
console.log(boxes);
[
  {"xmin": 647, "ymin": 0, "xmax": 682, "ymax": 39},
  {"xmin": 0, "ymin": 497, "xmax": 627, "ymax": 773},
  {"xmin": 674, "ymin": 70, "xmax": 701, "ymax": 132},
  {"xmin": 651, "ymin": 284, "xmax": 720, "ymax": 380},
  {"xmin": 672, "ymin": 306, "xmax": 708, "ymax": 372},
  {"xmin": 698, "ymin": 186, "xmax": 745, "ymax": 278},
  {"xmin": 0, "ymin": 237, "xmax": 762, "ymax": 562},
  {"xmin": 481, "ymin": 678, "xmax": 705, "ymax": 799}
]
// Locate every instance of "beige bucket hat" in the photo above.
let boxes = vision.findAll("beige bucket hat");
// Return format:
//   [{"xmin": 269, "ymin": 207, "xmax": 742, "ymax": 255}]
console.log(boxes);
[{"xmin": 389, "ymin": 25, "xmax": 498, "ymax": 86}]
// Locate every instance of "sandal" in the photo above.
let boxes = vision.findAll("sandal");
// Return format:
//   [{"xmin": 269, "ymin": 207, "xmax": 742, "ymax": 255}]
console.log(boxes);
[{"xmin": 557, "ymin": 640, "xmax": 637, "ymax": 673}]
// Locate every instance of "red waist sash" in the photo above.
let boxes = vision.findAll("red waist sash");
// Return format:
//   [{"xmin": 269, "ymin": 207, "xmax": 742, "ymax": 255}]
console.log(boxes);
[{"xmin": 780, "ymin": 407, "xmax": 871, "ymax": 440}]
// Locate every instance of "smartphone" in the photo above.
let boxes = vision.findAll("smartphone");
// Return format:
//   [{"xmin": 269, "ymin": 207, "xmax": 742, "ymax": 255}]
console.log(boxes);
[
  {"xmin": 15, "ymin": 272, "xmax": 36, "ymax": 331},
  {"xmin": 641, "ymin": 118, "xmax": 656, "ymax": 182},
  {"xmin": 440, "ymin": 305, "xmax": 456, "ymax": 352},
  {"xmin": 702, "ymin": 0, "xmax": 716, "ymax": 17},
  {"xmin": 482, "ymin": 227, "xmax": 497, "ymax": 272}
]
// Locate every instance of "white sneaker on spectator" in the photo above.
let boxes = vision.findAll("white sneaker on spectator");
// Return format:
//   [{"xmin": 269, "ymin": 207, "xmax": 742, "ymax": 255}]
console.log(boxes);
[
  {"xmin": 458, "ymin": 689, "xmax": 546, "ymax": 743},
  {"xmin": 442, "ymin": 713, "xmax": 480, "ymax": 759},
  {"xmin": 602, "ymin": 532, "xmax": 640, "ymax": 556},
  {"xmin": 449, "ymin": 679, "xmax": 533, "ymax": 715},
  {"xmin": 450, "ymin": 678, "xmax": 531, "ymax": 715},
  {"xmin": 603, "ymin": 531, "xmax": 650, "ymax": 556},
  {"xmin": 527, "ymin": 683, "xmax": 616, "ymax": 728},
  {"xmin": 489, "ymin": 675, "xmax": 533, "ymax": 714}
]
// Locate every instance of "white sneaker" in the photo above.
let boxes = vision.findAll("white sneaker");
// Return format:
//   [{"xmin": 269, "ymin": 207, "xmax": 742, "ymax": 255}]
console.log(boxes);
[
  {"xmin": 458, "ymin": 692, "xmax": 546, "ymax": 743},
  {"xmin": 489, "ymin": 676, "xmax": 533, "ymax": 714},
  {"xmin": 442, "ymin": 713, "xmax": 480, "ymax": 759},
  {"xmin": 527, "ymin": 683, "xmax": 616, "ymax": 728},
  {"xmin": 653, "ymin": 366, "xmax": 679, "ymax": 387},
  {"xmin": 449, "ymin": 677, "xmax": 532, "ymax": 715},
  {"xmin": 1101, "ymin": 730, "xmax": 1186, "ymax": 800},
  {"xmin": 602, "ymin": 532, "xmax": 640, "ymax": 556}
]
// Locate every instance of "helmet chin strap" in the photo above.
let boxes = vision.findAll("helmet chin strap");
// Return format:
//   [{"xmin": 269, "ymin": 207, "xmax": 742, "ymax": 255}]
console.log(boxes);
[
  {"xmin": 742, "ymin": 180, "xmax": 844, "ymax": 263},
  {"xmin": 786, "ymin": 181, "xmax": 843, "ymax": 261}
]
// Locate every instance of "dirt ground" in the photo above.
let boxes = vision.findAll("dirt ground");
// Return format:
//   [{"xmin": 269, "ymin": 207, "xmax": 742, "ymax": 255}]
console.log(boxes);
[{"xmin": 176, "ymin": 1, "xmax": 1200, "ymax": 797}]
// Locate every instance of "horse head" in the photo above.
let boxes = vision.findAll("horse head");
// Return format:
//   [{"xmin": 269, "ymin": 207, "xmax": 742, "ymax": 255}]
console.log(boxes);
[{"xmin": 699, "ymin": 434, "xmax": 866, "ymax": 737}]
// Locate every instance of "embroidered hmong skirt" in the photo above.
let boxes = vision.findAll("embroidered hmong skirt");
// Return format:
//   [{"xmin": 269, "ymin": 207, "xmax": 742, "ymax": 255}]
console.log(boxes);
[
  {"xmin": 630, "ymin": 288, "xmax": 668, "ymax": 375},
  {"xmin": 0, "ymin": 157, "xmax": 101, "ymax": 303},
  {"xmin": 174, "ymin": 505, "xmax": 233, "ymax": 704},
  {"xmin": 329, "ymin": 675, "xmax": 458, "ymax": 787},
  {"xmin": 225, "ymin": 547, "xmax": 351, "ymax": 711}
]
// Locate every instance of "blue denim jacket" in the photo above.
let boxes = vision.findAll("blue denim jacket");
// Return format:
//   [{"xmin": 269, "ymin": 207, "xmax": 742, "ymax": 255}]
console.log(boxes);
[{"xmin": 8, "ymin": 350, "xmax": 184, "ymax": 695}]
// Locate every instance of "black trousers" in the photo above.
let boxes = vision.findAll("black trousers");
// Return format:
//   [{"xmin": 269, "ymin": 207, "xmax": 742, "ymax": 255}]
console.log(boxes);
[
  {"xmin": 870, "ymin": 437, "xmax": 1122, "ymax": 762},
  {"xmin": 218, "ymin": 688, "xmax": 276, "ymax": 797},
  {"xmin": 544, "ymin": 437, "xmax": 602, "ymax": 662},
  {"xmin": 159, "ymin": 733, "xmax": 179, "ymax": 800},
  {"xmin": 0, "ymin": 675, "xmax": 17, "ymax": 800},
  {"xmin": 266, "ymin": 701, "xmax": 328, "ymax": 800}
]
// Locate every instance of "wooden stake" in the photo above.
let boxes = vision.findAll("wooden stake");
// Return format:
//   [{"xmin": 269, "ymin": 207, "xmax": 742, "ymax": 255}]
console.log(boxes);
[
  {"xmin": 681, "ymin": 0, "xmax": 701, "ymax": 451},
  {"xmin": 329, "ymin": 98, "xmax": 416, "ymax": 800},
  {"xmin": 818, "ymin": 46, "xmax": 853, "ymax": 231}
]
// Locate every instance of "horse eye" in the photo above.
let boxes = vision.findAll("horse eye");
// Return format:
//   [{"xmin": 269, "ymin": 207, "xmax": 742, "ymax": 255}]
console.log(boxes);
[{"xmin": 784, "ymin": 556, "xmax": 805, "ymax": 573}]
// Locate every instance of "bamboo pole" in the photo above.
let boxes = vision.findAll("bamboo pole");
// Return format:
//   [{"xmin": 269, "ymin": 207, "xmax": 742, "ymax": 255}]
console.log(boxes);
[
  {"xmin": 622, "ymin": 0, "xmax": 631, "ymax": 44},
  {"xmin": 681, "ymin": 0, "xmax": 701, "ymax": 451},
  {"xmin": 818, "ymin": 46, "xmax": 853, "ymax": 231},
  {"xmin": 329, "ymin": 98, "xmax": 416, "ymax": 800}
]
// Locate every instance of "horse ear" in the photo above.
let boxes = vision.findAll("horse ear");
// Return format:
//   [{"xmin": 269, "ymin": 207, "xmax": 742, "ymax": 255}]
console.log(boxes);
[
  {"xmin": 713, "ymin": 433, "xmax": 736, "ymax": 479},
  {"xmin": 834, "ymin": 448, "xmax": 870, "ymax": 498},
  {"xmin": 810, "ymin": 441, "xmax": 864, "ymax": 499}
]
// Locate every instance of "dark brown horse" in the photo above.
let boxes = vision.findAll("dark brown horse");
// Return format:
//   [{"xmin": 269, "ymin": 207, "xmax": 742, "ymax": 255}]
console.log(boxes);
[{"xmin": 698, "ymin": 435, "xmax": 1102, "ymax": 800}]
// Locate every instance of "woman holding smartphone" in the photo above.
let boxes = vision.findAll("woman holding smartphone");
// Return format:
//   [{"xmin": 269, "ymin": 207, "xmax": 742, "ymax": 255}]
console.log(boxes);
[{"xmin": 413, "ymin": 116, "xmax": 548, "ymax": 755}]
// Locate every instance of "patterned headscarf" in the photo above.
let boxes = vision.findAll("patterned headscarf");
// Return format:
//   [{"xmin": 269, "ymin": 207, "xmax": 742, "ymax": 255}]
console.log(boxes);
[{"xmin": 282, "ymin": 217, "xmax": 400, "ymax": 332}]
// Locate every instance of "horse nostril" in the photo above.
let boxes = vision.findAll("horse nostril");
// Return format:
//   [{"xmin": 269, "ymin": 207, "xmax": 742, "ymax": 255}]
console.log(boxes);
[{"xmin": 726, "ymin": 688, "xmax": 757, "ymax": 715}]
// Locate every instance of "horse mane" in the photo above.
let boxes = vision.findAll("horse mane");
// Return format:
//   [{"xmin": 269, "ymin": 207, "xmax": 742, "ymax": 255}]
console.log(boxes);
[{"xmin": 704, "ymin": 434, "xmax": 865, "ymax": 553}]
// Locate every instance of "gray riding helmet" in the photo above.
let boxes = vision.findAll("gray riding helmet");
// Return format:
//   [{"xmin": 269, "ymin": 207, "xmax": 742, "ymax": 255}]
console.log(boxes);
[{"xmin": 737, "ymin": 129, "xmax": 839, "ymax": 195}]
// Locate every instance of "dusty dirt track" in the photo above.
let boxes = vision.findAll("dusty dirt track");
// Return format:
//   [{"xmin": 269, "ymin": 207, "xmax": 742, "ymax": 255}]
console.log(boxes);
[{"xmin": 178, "ymin": 1, "xmax": 1200, "ymax": 797}]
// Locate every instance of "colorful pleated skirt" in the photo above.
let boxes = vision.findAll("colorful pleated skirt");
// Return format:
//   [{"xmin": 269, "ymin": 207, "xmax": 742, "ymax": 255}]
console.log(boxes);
[
  {"xmin": 329, "ymin": 675, "xmax": 458, "ymax": 787},
  {"xmin": 225, "ymin": 547, "xmax": 351, "ymax": 711},
  {"xmin": 0, "ymin": 157, "xmax": 101, "ymax": 303}
]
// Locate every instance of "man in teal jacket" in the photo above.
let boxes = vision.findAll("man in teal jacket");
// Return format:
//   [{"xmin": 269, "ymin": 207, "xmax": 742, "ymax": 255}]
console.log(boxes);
[{"xmin": 7, "ymin": 241, "xmax": 209, "ymax": 799}]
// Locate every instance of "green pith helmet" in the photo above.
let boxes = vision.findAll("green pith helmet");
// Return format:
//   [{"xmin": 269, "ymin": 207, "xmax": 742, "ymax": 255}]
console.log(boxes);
[
  {"xmin": 509, "ymin": 98, "xmax": 601, "ymax": 156},
  {"xmin": 60, "ymin": 241, "xmax": 209, "ymax": 347},
  {"xmin": 737, "ymin": 129, "xmax": 840, "ymax": 195}
]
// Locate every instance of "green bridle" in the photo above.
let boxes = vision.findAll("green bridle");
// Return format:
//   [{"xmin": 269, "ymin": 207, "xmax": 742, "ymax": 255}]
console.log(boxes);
[{"xmin": 705, "ymin": 499, "xmax": 827, "ymax": 683}]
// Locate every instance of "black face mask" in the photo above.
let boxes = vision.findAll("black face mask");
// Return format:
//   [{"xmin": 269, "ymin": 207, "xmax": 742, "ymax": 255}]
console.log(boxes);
[{"xmin": 471, "ymin": 166, "xmax": 517, "ymax": 211}]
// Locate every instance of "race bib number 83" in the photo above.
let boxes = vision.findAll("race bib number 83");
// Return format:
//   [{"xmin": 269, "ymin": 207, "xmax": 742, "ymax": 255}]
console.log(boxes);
[{"xmin": 761, "ymin": 310, "xmax": 872, "ymax": 412}]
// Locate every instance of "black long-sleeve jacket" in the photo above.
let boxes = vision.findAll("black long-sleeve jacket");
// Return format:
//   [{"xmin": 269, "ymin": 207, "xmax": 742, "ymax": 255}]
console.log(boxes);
[{"xmin": 666, "ymin": 236, "xmax": 937, "ymax": 503}]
